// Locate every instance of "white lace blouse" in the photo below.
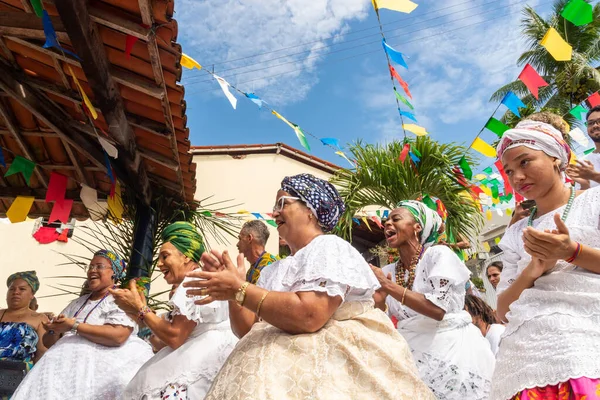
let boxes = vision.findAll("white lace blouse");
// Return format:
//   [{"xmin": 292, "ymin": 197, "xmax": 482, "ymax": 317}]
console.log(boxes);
[
  {"xmin": 382, "ymin": 245, "xmax": 471, "ymax": 321},
  {"xmin": 256, "ymin": 235, "xmax": 380, "ymax": 302},
  {"xmin": 62, "ymin": 294, "xmax": 138, "ymax": 334},
  {"xmin": 491, "ymin": 186, "xmax": 600, "ymax": 400}
]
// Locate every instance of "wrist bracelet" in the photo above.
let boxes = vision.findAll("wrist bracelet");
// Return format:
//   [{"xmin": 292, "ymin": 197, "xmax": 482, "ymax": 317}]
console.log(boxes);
[
  {"xmin": 256, "ymin": 291, "xmax": 269, "ymax": 317},
  {"xmin": 138, "ymin": 306, "xmax": 153, "ymax": 321},
  {"xmin": 401, "ymin": 287, "xmax": 408, "ymax": 305},
  {"xmin": 565, "ymin": 242, "xmax": 582, "ymax": 264}
]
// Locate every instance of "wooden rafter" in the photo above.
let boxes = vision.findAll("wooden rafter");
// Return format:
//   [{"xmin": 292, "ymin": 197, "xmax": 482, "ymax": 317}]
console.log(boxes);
[
  {"xmin": 0, "ymin": 12, "xmax": 69, "ymax": 42},
  {"xmin": 0, "ymin": 100, "xmax": 49, "ymax": 187},
  {"xmin": 54, "ymin": 0, "xmax": 152, "ymax": 204},
  {"xmin": 0, "ymin": 187, "xmax": 107, "ymax": 202}
]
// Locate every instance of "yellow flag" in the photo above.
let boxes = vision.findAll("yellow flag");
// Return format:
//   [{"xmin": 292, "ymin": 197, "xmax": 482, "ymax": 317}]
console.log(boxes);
[
  {"xmin": 361, "ymin": 216, "xmax": 372, "ymax": 231},
  {"xmin": 540, "ymin": 27, "xmax": 572, "ymax": 61},
  {"xmin": 471, "ymin": 137, "xmax": 497, "ymax": 158},
  {"xmin": 480, "ymin": 185, "xmax": 492, "ymax": 197},
  {"xmin": 7, "ymin": 196, "xmax": 34, "ymax": 223},
  {"xmin": 272, "ymin": 110, "xmax": 296, "ymax": 130},
  {"xmin": 570, "ymin": 150, "xmax": 578, "ymax": 165},
  {"xmin": 494, "ymin": 237, "xmax": 501, "ymax": 245},
  {"xmin": 506, "ymin": 208, "xmax": 513, "ymax": 216},
  {"xmin": 107, "ymin": 182, "xmax": 124, "ymax": 224},
  {"xmin": 180, "ymin": 53, "xmax": 202, "ymax": 70},
  {"xmin": 485, "ymin": 209, "xmax": 492, "ymax": 221},
  {"xmin": 474, "ymin": 174, "xmax": 487, "ymax": 181},
  {"xmin": 237, "ymin": 210, "xmax": 250, "ymax": 214},
  {"xmin": 483, "ymin": 242, "xmax": 491, "ymax": 252},
  {"xmin": 373, "ymin": 0, "xmax": 418, "ymax": 13},
  {"xmin": 403, "ymin": 123, "xmax": 428, "ymax": 136},
  {"xmin": 67, "ymin": 65, "xmax": 98, "ymax": 119}
]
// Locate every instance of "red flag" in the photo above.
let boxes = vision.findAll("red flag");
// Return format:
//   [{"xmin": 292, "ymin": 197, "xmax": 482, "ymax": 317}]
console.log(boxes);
[
  {"xmin": 125, "ymin": 35, "xmax": 139, "ymax": 59},
  {"xmin": 494, "ymin": 160, "xmax": 513, "ymax": 195},
  {"xmin": 399, "ymin": 143, "xmax": 410, "ymax": 162},
  {"xmin": 436, "ymin": 199, "xmax": 448, "ymax": 219},
  {"xmin": 389, "ymin": 65, "xmax": 412, "ymax": 99},
  {"xmin": 49, "ymin": 199, "xmax": 73, "ymax": 223},
  {"xmin": 518, "ymin": 64, "xmax": 548, "ymax": 99},
  {"xmin": 371, "ymin": 216, "xmax": 383, "ymax": 229},
  {"xmin": 452, "ymin": 166, "xmax": 468, "ymax": 187},
  {"xmin": 587, "ymin": 92, "xmax": 600, "ymax": 108},
  {"xmin": 515, "ymin": 192, "xmax": 525, "ymax": 203},
  {"xmin": 46, "ymin": 172, "xmax": 68, "ymax": 203},
  {"xmin": 57, "ymin": 228, "xmax": 69, "ymax": 242}
]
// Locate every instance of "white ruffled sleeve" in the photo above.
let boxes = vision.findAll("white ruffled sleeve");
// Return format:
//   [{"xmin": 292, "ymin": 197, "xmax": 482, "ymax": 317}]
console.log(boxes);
[
  {"xmin": 496, "ymin": 222, "xmax": 523, "ymax": 295},
  {"xmin": 279, "ymin": 235, "xmax": 380, "ymax": 301},
  {"xmin": 60, "ymin": 296, "xmax": 86, "ymax": 318},
  {"xmin": 420, "ymin": 245, "xmax": 470, "ymax": 312},
  {"xmin": 172, "ymin": 277, "xmax": 229, "ymax": 324},
  {"xmin": 101, "ymin": 295, "xmax": 137, "ymax": 329}
]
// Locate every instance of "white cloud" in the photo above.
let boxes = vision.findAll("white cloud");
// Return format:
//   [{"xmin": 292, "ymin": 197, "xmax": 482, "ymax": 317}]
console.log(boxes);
[{"xmin": 177, "ymin": 0, "xmax": 371, "ymax": 104}]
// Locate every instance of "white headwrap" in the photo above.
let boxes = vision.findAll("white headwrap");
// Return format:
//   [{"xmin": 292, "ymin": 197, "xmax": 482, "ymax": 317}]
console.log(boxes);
[
  {"xmin": 496, "ymin": 120, "xmax": 571, "ymax": 170},
  {"xmin": 396, "ymin": 200, "xmax": 442, "ymax": 248}
]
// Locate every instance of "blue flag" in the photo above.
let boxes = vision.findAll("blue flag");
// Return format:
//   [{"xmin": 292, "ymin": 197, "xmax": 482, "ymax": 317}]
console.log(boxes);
[
  {"xmin": 104, "ymin": 150, "xmax": 115, "ymax": 183},
  {"xmin": 382, "ymin": 40, "xmax": 408, "ymax": 69},
  {"xmin": 409, "ymin": 151, "xmax": 420, "ymax": 164},
  {"xmin": 251, "ymin": 213, "xmax": 263, "ymax": 219},
  {"xmin": 501, "ymin": 91, "xmax": 525, "ymax": 117},
  {"xmin": 398, "ymin": 109, "xmax": 417, "ymax": 123},
  {"xmin": 320, "ymin": 137, "xmax": 341, "ymax": 149},
  {"xmin": 0, "ymin": 147, "xmax": 5, "ymax": 168},
  {"xmin": 352, "ymin": 218, "xmax": 360, "ymax": 225},
  {"xmin": 244, "ymin": 93, "xmax": 264, "ymax": 109},
  {"xmin": 42, "ymin": 11, "xmax": 81, "ymax": 60}
]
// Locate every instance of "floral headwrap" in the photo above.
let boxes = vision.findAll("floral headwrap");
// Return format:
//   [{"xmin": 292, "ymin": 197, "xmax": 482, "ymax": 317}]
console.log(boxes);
[
  {"xmin": 161, "ymin": 221, "xmax": 205, "ymax": 263},
  {"xmin": 281, "ymin": 173, "xmax": 345, "ymax": 232},
  {"xmin": 496, "ymin": 120, "xmax": 571, "ymax": 170},
  {"xmin": 94, "ymin": 249, "xmax": 127, "ymax": 280},
  {"xmin": 396, "ymin": 200, "xmax": 442, "ymax": 248},
  {"xmin": 7, "ymin": 271, "xmax": 40, "ymax": 294}
]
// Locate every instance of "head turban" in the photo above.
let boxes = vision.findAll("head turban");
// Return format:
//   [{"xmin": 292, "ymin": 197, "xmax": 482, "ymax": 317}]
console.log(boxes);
[
  {"xmin": 280, "ymin": 173, "xmax": 345, "ymax": 232},
  {"xmin": 7, "ymin": 271, "xmax": 40, "ymax": 294},
  {"xmin": 496, "ymin": 120, "xmax": 571, "ymax": 170},
  {"xmin": 396, "ymin": 200, "xmax": 442, "ymax": 248},
  {"xmin": 161, "ymin": 221, "xmax": 205, "ymax": 263},
  {"xmin": 94, "ymin": 249, "xmax": 127, "ymax": 280}
]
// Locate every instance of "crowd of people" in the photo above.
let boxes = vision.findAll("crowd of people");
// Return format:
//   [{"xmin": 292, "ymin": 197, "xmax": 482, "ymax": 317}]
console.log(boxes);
[{"xmin": 1, "ymin": 106, "xmax": 599, "ymax": 399}]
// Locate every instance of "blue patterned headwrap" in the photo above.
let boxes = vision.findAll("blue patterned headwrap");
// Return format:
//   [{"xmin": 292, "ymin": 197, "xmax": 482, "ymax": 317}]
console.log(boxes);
[
  {"xmin": 93, "ymin": 249, "xmax": 127, "ymax": 280},
  {"xmin": 7, "ymin": 271, "xmax": 40, "ymax": 294},
  {"xmin": 281, "ymin": 173, "xmax": 345, "ymax": 232}
]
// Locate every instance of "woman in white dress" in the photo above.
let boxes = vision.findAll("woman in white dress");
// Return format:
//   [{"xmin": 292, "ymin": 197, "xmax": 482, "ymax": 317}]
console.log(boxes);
[
  {"xmin": 371, "ymin": 200, "xmax": 495, "ymax": 399},
  {"xmin": 111, "ymin": 221, "xmax": 237, "ymax": 400},
  {"xmin": 184, "ymin": 173, "xmax": 435, "ymax": 399},
  {"xmin": 491, "ymin": 120, "xmax": 600, "ymax": 399},
  {"xmin": 464, "ymin": 294, "xmax": 505, "ymax": 356},
  {"xmin": 11, "ymin": 250, "xmax": 153, "ymax": 400}
]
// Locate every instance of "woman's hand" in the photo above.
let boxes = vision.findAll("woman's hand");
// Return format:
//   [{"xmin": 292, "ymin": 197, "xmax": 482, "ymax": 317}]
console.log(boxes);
[
  {"xmin": 524, "ymin": 257, "xmax": 557, "ymax": 280},
  {"xmin": 522, "ymin": 213, "xmax": 577, "ymax": 261},
  {"xmin": 370, "ymin": 265, "xmax": 392, "ymax": 306},
  {"xmin": 184, "ymin": 251, "xmax": 246, "ymax": 305},
  {"xmin": 110, "ymin": 281, "xmax": 146, "ymax": 315},
  {"xmin": 43, "ymin": 314, "xmax": 76, "ymax": 334},
  {"xmin": 509, "ymin": 202, "xmax": 531, "ymax": 226}
]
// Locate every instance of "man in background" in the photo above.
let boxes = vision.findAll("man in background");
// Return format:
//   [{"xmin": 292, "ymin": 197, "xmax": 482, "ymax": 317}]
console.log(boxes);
[{"xmin": 236, "ymin": 220, "xmax": 278, "ymax": 284}]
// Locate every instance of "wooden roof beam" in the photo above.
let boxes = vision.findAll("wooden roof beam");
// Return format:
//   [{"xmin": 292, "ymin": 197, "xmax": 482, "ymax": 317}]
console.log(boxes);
[
  {"xmin": 54, "ymin": 0, "xmax": 151, "ymax": 205},
  {"xmin": 0, "ymin": 12, "xmax": 69, "ymax": 42},
  {"xmin": 0, "ymin": 187, "xmax": 107, "ymax": 202}
]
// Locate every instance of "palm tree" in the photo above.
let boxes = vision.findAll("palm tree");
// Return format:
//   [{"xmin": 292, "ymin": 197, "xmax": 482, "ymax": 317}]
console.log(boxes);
[
  {"xmin": 331, "ymin": 137, "xmax": 483, "ymax": 246},
  {"xmin": 490, "ymin": 0, "xmax": 600, "ymax": 124}
]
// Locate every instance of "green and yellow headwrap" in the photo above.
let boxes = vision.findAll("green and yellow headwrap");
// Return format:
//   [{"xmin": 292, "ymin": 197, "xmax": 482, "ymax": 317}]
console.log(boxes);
[
  {"xmin": 7, "ymin": 271, "xmax": 40, "ymax": 294},
  {"xmin": 396, "ymin": 200, "xmax": 442, "ymax": 248},
  {"xmin": 161, "ymin": 221, "xmax": 205, "ymax": 263}
]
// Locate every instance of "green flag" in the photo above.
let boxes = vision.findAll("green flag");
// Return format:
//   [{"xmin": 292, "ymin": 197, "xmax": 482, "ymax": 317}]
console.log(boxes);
[
  {"xmin": 458, "ymin": 156, "xmax": 472, "ymax": 180},
  {"xmin": 422, "ymin": 194, "xmax": 437, "ymax": 211},
  {"xmin": 4, "ymin": 155, "xmax": 35, "ymax": 186},
  {"xmin": 395, "ymin": 89, "xmax": 414, "ymax": 110},
  {"xmin": 293, "ymin": 125, "xmax": 311, "ymax": 152},
  {"xmin": 561, "ymin": 0, "xmax": 593, "ymax": 26},
  {"xmin": 411, "ymin": 146, "xmax": 422, "ymax": 158},
  {"xmin": 569, "ymin": 104, "xmax": 587, "ymax": 121},
  {"xmin": 485, "ymin": 118, "xmax": 510, "ymax": 138},
  {"xmin": 266, "ymin": 220, "xmax": 278, "ymax": 228},
  {"xmin": 491, "ymin": 185, "xmax": 499, "ymax": 199},
  {"xmin": 483, "ymin": 167, "xmax": 493, "ymax": 175},
  {"xmin": 30, "ymin": 0, "xmax": 43, "ymax": 17},
  {"xmin": 584, "ymin": 147, "xmax": 596, "ymax": 155}
]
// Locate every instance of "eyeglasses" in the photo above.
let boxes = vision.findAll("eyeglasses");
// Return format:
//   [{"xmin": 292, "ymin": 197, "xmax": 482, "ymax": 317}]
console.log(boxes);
[
  {"xmin": 86, "ymin": 264, "xmax": 110, "ymax": 273},
  {"xmin": 273, "ymin": 196, "xmax": 301, "ymax": 213},
  {"xmin": 588, "ymin": 118, "xmax": 600, "ymax": 127}
]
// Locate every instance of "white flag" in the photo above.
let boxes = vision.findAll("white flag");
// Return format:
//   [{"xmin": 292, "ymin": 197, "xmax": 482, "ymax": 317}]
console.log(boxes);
[{"xmin": 214, "ymin": 74, "xmax": 237, "ymax": 109}]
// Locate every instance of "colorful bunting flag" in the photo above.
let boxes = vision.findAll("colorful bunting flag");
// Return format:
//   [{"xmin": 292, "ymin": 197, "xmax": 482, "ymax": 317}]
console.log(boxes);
[
  {"xmin": 587, "ymin": 92, "xmax": 600, "ymax": 108},
  {"xmin": 371, "ymin": 216, "xmax": 384, "ymax": 229},
  {"xmin": 41, "ymin": 11, "xmax": 80, "ymax": 60},
  {"xmin": 452, "ymin": 167, "xmax": 468, "ymax": 187},
  {"xmin": 272, "ymin": 110, "xmax": 311, "ymax": 151},
  {"xmin": 180, "ymin": 53, "xmax": 202, "ymax": 70},
  {"xmin": 98, "ymin": 136, "xmax": 118, "ymax": 158},
  {"xmin": 485, "ymin": 118, "xmax": 510, "ymax": 138},
  {"xmin": 372, "ymin": 0, "xmax": 418, "ymax": 13},
  {"xmin": 352, "ymin": 217, "xmax": 360, "ymax": 225},
  {"xmin": 125, "ymin": 35, "xmax": 138, "ymax": 59},
  {"xmin": 361, "ymin": 216, "xmax": 372, "ymax": 231},
  {"xmin": 491, "ymin": 185, "xmax": 499, "ymax": 199},
  {"xmin": 390, "ymin": 65, "xmax": 412, "ymax": 98},
  {"xmin": 251, "ymin": 213, "xmax": 263, "ymax": 219},
  {"xmin": 506, "ymin": 208, "xmax": 513, "ymax": 216},
  {"xmin": 107, "ymin": 182, "xmax": 124, "ymax": 223},
  {"xmin": 483, "ymin": 167, "xmax": 493, "ymax": 174},
  {"xmin": 395, "ymin": 90, "xmax": 414, "ymax": 109},
  {"xmin": 33, "ymin": 227, "xmax": 60, "ymax": 244},
  {"xmin": 49, "ymin": 199, "xmax": 73, "ymax": 223},
  {"xmin": 30, "ymin": 0, "xmax": 43, "ymax": 17},
  {"xmin": 471, "ymin": 137, "xmax": 497, "ymax": 158},
  {"xmin": 494, "ymin": 160, "xmax": 513, "ymax": 195},
  {"xmin": 540, "ymin": 27, "xmax": 572, "ymax": 61},
  {"xmin": 482, "ymin": 242, "xmax": 491, "ymax": 252},
  {"xmin": 320, "ymin": 137, "xmax": 341, "ymax": 149},
  {"xmin": 584, "ymin": 147, "xmax": 596, "ymax": 155},
  {"xmin": 4, "ymin": 155, "xmax": 35, "ymax": 185},
  {"xmin": 80, "ymin": 184, "xmax": 106, "ymax": 221},
  {"xmin": 569, "ymin": 127, "xmax": 590, "ymax": 147},
  {"xmin": 67, "ymin": 65, "xmax": 98, "ymax": 119},
  {"xmin": 266, "ymin": 220, "xmax": 278, "ymax": 228},
  {"xmin": 474, "ymin": 174, "xmax": 486, "ymax": 181},
  {"xmin": 518, "ymin": 64, "xmax": 548, "ymax": 99},
  {"xmin": 7, "ymin": 196, "xmax": 34, "ymax": 223},
  {"xmin": 436, "ymin": 199, "xmax": 448, "ymax": 219},
  {"xmin": 409, "ymin": 151, "xmax": 420, "ymax": 164},
  {"xmin": 569, "ymin": 104, "xmax": 587, "ymax": 121},
  {"xmin": 213, "ymin": 74, "xmax": 237, "ymax": 109},
  {"xmin": 485, "ymin": 209, "xmax": 492, "ymax": 221},
  {"xmin": 0, "ymin": 148, "xmax": 5, "ymax": 168},
  {"xmin": 403, "ymin": 123, "xmax": 428, "ymax": 136},
  {"xmin": 399, "ymin": 143, "xmax": 410, "ymax": 162},
  {"xmin": 335, "ymin": 151, "xmax": 354, "ymax": 167},
  {"xmin": 421, "ymin": 195, "xmax": 436, "ymax": 211},
  {"xmin": 561, "ymin": 0, "xmax": 593, "ymax": 26},
  {"xmin": 244, "ymin": 93, "xmax": 264, "ymax": 109},
  {"xmin": 398, "ymin": 109, "xmax": 417, "ymax": 122},
  {"xmin": 382, "ymin": 40, "xmax": 408, "ymax": 69},
  {"xmin": 458, "ymin": 157, "xmax": 472, "ymax": 180},
  {"xmin": 46, "ymin": 172, "xmax": 68, "ymax": 203},
  {"xmin": 501, "ymin": 91, "xmax": 526, "ymax": 117}
]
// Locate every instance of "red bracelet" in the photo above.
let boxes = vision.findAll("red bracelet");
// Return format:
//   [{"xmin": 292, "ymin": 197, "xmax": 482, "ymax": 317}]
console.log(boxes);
[{"xmin": 565, "ymin": 242, "xmax": 582, "ymax": 264}]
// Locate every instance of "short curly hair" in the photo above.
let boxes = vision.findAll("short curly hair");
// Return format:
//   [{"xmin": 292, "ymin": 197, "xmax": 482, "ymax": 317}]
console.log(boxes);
[{"xmin": 525, "ymin": 112, "xmax": 569, "ymax": 137}]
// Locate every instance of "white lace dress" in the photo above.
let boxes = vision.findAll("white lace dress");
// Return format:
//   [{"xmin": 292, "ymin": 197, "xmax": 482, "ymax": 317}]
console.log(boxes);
[
  {"xmin": 11, "ymin": 294, "xmax": 153, "ymax": 400},
  {"xmin": 123, "ymin": 277, "xmax": 238, "ymax": 399},
  {"xmin": 382, "ymin": 245, "xmax": 496, "ymax": 399},
  {"xmin": 490, "ymin": 187, "xmax": 600, "ymax": 400},
  {"xmin": 204, "ymin": 234, "xmax": 436, "ymax": 400}
]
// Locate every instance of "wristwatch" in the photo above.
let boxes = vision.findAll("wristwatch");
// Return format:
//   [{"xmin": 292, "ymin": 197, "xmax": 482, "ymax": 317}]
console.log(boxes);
[
  {"xmin": 70, "ymin": 320, "xmax": 80, "ymax": 335},
  {"xmin": 235, "ymin": 282, "xmax": 250, "ymax": 306}
]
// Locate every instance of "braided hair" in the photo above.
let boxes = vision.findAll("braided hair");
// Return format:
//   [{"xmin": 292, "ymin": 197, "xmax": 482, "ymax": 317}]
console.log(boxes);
[{"xmin": 464, "ymin": 295, "xmax": 496, "ymax": 326}]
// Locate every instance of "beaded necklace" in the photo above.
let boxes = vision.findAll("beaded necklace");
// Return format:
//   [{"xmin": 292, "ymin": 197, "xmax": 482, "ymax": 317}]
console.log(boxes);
[
  {"xmin": 73, "ymin": 290, "xmax": 111, "ymax": 323},
  {"xmin": 395, "ymin": 245, "xmax": 424, "ymax": 290},
  {"xmin": 527, "ymin": 186, "xmax": 575, "ymax": 226}
]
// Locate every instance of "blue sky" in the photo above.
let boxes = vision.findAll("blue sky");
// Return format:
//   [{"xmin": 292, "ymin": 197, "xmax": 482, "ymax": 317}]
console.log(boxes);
[{"xmin": 175, "ymin": 0, "xmax": 556, "ymax": 170}]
